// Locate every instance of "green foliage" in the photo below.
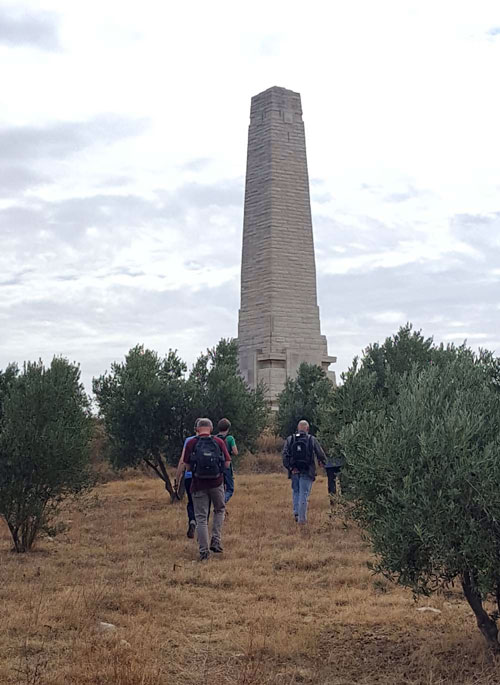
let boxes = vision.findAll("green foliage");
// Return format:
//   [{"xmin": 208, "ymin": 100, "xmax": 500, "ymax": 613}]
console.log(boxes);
[
  {"xmin": 0, "ymin": 358, "xmax": 93, "ymax": 552},
  {"xmin": 187, "ymin": 339, "xmax": 269, "ymax": 460},
  {"xmin": 276, "ymin": 362, "xmax": 334, "ymax": 438},
  {"xmin": 92, "ymin": 339, "xmax": 267, "ymax": 482},
  {"xmin": 93, "ymin": 346, "xmax": 187, "ymax": 494},
  {"xmin": 319, "ymin": 324, "xmax": 439, "ymax": 462},
  {"xmin": 339, "ymin": 344, "xmax": 500, "ymax": 646}
]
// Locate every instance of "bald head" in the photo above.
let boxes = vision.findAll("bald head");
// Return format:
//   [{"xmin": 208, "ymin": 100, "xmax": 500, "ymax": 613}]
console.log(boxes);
[{"xmin": 297, "ymin": 420, "xmax": 309, "ymax": 433}]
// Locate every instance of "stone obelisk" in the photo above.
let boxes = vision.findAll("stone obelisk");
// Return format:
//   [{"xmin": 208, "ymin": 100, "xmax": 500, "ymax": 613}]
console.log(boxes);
[{"xmin": 238, "ymin": 86, "xmax": 335, "ymax": 408}]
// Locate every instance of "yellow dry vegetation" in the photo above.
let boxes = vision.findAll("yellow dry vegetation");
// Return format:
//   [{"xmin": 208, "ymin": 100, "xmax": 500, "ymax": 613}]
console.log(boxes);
[{"xmin": 1, "ymin": 470, "xmax": 500, "ymax": 685}]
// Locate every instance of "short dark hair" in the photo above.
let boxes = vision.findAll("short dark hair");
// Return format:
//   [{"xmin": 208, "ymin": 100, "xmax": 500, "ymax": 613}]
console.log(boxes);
[{"xmin": 217, "ymin": 418, "xmax": 231, "ymax": 432}]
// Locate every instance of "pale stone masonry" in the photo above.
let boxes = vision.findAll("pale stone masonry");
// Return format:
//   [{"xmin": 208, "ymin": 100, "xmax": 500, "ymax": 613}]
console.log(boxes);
[{"xmin": 238, "ymin": 86, "xmax": 335, "ymax": 408}]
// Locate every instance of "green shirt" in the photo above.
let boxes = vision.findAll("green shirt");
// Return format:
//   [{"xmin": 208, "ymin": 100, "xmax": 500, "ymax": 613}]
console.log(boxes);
[{"xmin": 218, "ymin": 433, "xmax": 236, "ymax": 456}]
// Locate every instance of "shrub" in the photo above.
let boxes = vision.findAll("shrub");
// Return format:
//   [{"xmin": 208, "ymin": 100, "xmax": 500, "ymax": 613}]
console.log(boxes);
[
  {"xmin": 341, "ymin": 347, "xmax": 500, "ymax": 647},
  {"xmin": 0, "ymin": 358, "xmax": 93, "ymax": 552},
  {"xmin": 93, "ymin": 346, "xmax": 187, "ymax": 499}
]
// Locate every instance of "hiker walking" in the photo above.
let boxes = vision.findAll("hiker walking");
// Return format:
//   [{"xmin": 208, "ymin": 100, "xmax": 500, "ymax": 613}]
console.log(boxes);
[
  {"xmin": 282, "ymin": 420, "xmax": 326, "ymax": 524},
  {"xmin": 175, "ymin": 419, "xmax": 200, "ymax": 539},
  {"xmin": 324, "ymin": 456, "xmax": 342, "ymax": 505},
  {"xmin": 216, "ymin": 418, "xmax": 238, "ymax": 505},
  {"xmin": 178, "ymin": 418, "xmax": 231, "ymax": 561}
]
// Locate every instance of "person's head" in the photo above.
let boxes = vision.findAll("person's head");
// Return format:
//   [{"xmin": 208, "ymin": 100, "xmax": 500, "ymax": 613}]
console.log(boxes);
[
  {"xmin": 196, "ymin": 418, "xmax": 213, "ymax": 436},
  {"xmin": 217, "ymin": 418, "xmax": 231, "ymax": 434},
  {"xmin": 194, "ymin": 418, "xmax": 202, "ymax": 434},
  {"xmin": 297, "ymin": 420, "xmax": 309, "ymax": 433}
]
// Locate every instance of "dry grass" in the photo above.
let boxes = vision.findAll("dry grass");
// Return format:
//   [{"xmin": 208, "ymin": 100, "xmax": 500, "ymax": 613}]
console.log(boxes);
[
  {"xmin": 256, "ymin": 431, "xmax": 284, "ymax": 454},
  {"xmin": 1, "ymin": 471, "xmax": 500, "ymax": 685},
  {"xmin": 238, "ymin": 451, "xmax": 283, "ymax": 474}
]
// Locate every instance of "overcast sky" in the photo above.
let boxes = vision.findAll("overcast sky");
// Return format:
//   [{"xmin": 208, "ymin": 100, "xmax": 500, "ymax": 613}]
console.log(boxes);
[{"xmin": 1, "ymin": 0, "xmax": 499, "ymax": 390}]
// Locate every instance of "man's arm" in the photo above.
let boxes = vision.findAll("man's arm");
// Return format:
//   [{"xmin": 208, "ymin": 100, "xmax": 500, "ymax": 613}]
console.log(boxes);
[
  {"xmin": 282, "ymin": 437, "xmax": 290, "ymax": 470},
  {"xmin": 230, "ymin": 436, "xmax": 239, "ymax": 457},
  {"xmin": 312, "ymin": 436, "xmax": 327, "ymax": 466},
  {"xmin": 175, "ymin": 447, "xmax": 187, "ymax": 483}
]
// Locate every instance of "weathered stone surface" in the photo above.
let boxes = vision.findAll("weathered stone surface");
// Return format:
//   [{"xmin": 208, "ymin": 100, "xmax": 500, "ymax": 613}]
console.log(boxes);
[{"xmin": 238, "ymin": 86, "xmax": 335, "ymax": 408}]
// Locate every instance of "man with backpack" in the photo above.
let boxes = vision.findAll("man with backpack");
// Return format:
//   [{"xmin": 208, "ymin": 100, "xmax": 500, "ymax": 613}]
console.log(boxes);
[
  {"xmin": 216, "ymin": 418, "xmax": 238, "ymax": 505},
  {"xmin": 178, "ymin": 418, "xmax": 231, "ymax": 561},
  {"xmin": 282, "ymin": 420, "xmax": 327, "ymax": 524}
]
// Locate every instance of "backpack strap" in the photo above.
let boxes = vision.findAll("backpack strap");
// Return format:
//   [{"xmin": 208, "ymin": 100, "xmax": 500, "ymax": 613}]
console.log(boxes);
[{"xmin": 216, "ymin": 433, "xmax": 230, "ymax": 455}]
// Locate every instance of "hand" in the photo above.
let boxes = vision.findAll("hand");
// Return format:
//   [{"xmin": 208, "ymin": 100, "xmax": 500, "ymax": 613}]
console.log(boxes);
[{"xmin": 291, "ymin": 468, "xmax": 299, "ymax": 475}]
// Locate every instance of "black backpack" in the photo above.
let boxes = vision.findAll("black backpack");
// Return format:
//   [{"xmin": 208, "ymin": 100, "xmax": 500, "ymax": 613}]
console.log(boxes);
[
  {"xmin": 289, "ymin": 432, "xmax": 313, "ymax": 472},
  {"xmin": 191, "ymin": 436, "xmax": 225, "ymax": 479}
]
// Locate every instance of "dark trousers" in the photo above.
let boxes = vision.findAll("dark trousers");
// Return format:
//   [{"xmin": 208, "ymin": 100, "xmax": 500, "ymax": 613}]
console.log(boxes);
[
  {"xmin": 326, "ymin": 466, "xmax": 341, "ymax": 496},
  {"xmin": 224, "ymin": 464, "xmax": 234, "ymax": 504},
  {"xmin": 185, "ymin": 477, "xmax": 195, "ymax": 523}
]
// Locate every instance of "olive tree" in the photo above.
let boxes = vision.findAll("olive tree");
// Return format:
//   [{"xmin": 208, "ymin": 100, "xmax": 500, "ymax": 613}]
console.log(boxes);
[
  {"xmin": 187, "ymin": 339, "xmax": 269, "ymax": 459},
  {"xmin": 319, "ymin": 324, "xmax": 445, "ymax": 467},
  {"xmin": 0, "ymin": 358, "xmax": 93, "ymax": 552},
  {"xmin": 276, "ymin": 363, "xmax": 334, "ymax": 438},
  {"xmin": 93, "ymin": 345, "xmax": 188, "ymax": 499},
  {"xmin": 340, "ymin": 348, "xmax": 500, "ymax": 647}
]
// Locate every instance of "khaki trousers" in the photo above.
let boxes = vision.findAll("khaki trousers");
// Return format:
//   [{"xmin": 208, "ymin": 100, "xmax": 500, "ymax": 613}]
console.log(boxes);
[{"xmin": 192, "ymin": 483, "xmax": 225, "ymax": 554}]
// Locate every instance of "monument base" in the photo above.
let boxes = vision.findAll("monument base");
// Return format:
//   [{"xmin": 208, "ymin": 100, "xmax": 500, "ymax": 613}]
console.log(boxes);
[{"xmin": 239, "ymin": 341, "xmax": 336, "ymax": 411}]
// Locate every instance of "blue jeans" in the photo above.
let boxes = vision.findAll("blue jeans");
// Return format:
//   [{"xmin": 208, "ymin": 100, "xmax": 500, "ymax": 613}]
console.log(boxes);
[
  {"xmin": 224, "ymin": 464, "xmax": 234, "ymax": 504},
  {"xmin": 291, "ymin": 473, "xmax": 314, "ymax": 523}
]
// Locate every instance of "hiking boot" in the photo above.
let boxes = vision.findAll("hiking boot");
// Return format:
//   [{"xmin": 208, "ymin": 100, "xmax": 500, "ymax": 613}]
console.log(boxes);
[
  {"xmin": 199, "ymin": 550, "xmax": 210, "ymax": 562},
  {"xmin": 210, "ymin": 541, "xmax": 223, "ymax": 554},
  {"xmin": 187, "ymin": 521, "xmax": 196, "ymax": 539}
]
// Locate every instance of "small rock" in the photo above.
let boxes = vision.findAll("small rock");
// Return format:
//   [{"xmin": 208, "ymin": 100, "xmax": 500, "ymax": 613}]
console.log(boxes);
[
  {"xmin": 120, "ymin": 639, "xmax": 131, "ymax": 648},
  {"xmin": 416, "ymin": 607, "xmax": 441, "ymax": 614},
  {"xmin": 98, "ymin": 621, "xmax": 117, "ymax": 632}
]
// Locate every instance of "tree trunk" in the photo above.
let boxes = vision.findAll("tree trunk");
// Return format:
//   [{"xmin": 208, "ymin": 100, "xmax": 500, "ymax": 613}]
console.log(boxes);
[
  {"xmin": 155, "ymin": 455, "xmax": 177, "ymax": 502},
  {"xmin": 7, "ymin": 521, "xmax": 22, "ymax": 553},
  {"xmin": 462, "ymin": 571, "xmax": 499, "ymax": 649},
  {"xmin": 143, "ymin": 455, "xmax": 177, "ymax": 502}
]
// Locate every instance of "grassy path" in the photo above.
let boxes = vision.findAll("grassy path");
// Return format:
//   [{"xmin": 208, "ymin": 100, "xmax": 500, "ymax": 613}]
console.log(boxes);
[{"xmin": 0, "ymin": 473, "xmax": 498, "ymax": 684}]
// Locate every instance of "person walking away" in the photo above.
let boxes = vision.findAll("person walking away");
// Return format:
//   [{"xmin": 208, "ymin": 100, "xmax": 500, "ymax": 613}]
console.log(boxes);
[
  {"xmin": 178, "ymin": 418, "xmax": 231, "ymax": 561},
  {"xmin": 175, "ymin": 419, "xmax": 201, "ymax": 539},
  {"xmin": 216, "ymin": 418, "xmax": 238, "ymax": 505},
  {"xmin": 324, "ymin": 456, "xmax": 342, "ymax": 507},
  {"xmin": 282, "ymin": 420, "xmax": 326, "ymax": 524}
]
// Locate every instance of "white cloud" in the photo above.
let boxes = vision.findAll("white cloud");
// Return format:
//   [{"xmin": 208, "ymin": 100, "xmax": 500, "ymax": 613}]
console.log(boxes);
[
  {"xmin": 371, "ymin": 311, "xmax": 407, "ymax": 325},
  {"xmin": 0, "ymin": 0, "xmax": 499, "ymax": 389}
]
